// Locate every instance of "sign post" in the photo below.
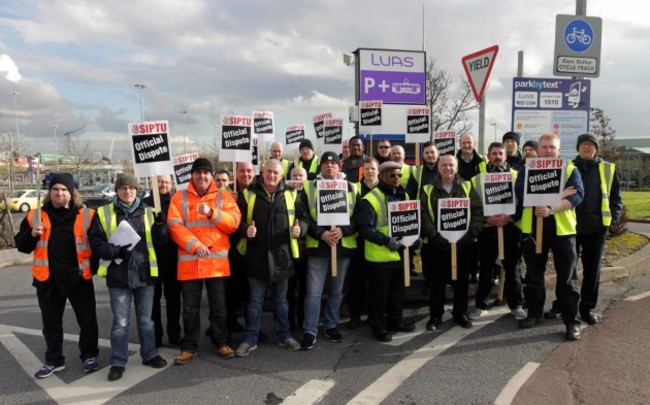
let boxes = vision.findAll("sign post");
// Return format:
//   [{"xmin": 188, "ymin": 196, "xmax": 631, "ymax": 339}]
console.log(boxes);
[{"xmin": 388, "ymin": 201, "xmax": 420, "ymax": 287}]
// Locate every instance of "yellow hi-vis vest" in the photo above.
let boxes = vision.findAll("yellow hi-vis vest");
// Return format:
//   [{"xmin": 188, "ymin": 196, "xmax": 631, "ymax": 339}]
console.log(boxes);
[
  {"xmin": 362, "ymin": 188, "xmax": 408, "ymax": 262},
  {"xmin": 303, "ymin": 180, "xmax": 357, "ymax": 249},
  {"xmin": 471, "ymin": 168, "xmax": 521, "ymax": 229},
  {"xmin": 520, "ymin": 163, "xmax": 577, "ymax": 236},
  {"xmin": 400, "ymin": 164, "xmax": 414, "ymax": 187},
  {"xmin": 281, "ymin": 159, "xmax": 291, "ymax": 177},
  {"xmin": 598, "ymin": 161, "xmax": 616, "ymax": 226},
  {"xmin": 295, "ymin": 156, "xmax": 320, "ymax": 177},
  {"xmin": 236, "ymin": 188, "xmax": 300, "ymax": 258},
  {"xmin": 422, "ymin": 181, "xmax": 472, "ymax": 242},
  {"xmin": 96, "ymin": 204, "xmax": 159, "ymax": 277}
]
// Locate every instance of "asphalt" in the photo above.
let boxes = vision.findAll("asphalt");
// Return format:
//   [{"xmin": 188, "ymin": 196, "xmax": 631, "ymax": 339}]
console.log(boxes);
[{"xmin": 2, "ymin": 222, "xmax": 649, "ymax": 404}]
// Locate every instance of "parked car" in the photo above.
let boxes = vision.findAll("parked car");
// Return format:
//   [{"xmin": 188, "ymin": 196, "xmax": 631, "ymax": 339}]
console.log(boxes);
[
  {"xmin": 0, "ymin": 189, "xmax": 47, "ymax": 212},
  {"xmin": 80, "ymin": 184, "xmax": 115, "ymax": 208}
]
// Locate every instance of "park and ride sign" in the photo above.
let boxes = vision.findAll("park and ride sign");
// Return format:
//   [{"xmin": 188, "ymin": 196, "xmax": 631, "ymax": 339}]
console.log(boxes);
[{"xmin": 357, "ymin": 49, "xmax": 426, "ymax": 105}]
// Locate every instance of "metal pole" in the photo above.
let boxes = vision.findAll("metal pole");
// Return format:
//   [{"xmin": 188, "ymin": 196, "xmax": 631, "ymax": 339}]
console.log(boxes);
[
  {"xmin": 134, "ymin": 84, "xmax": 146, "ymax": 121},
  {"xmin": 53, "ymin": 125, "xmax": 59, "ymax": 171},
  {"xmin": 576, "ymin": 0, "xmax": 586, "ymax": 16},
  {"xmin": 180, "ymin": 110, "xmax": 187, "ymax": 153},
  {"xmin": 9, "ymin": 92, "xmax": 19, "ymax": 192},
  {"xmin": 478, "ymin": 95, "xmax": 486, "ymax": 155}
]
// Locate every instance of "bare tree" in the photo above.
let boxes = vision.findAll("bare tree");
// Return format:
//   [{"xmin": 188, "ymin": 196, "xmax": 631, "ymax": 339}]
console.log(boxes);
[
  {"xmin": 425, "ymin": 59, "xmax": 478, "ymax": 134},
  {"xmin": 590, "ymin": 107, "xmax": 623, "ymax": 163},
  {"xmin": 0, "ymin": 132, "xmax": 25, "ymax": 192},
  {"xmin": 61, "ymin": 137, "xmax": 93, "ymax": 184}
]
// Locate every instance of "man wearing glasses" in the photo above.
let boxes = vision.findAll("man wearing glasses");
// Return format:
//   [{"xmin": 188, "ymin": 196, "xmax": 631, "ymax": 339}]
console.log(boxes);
[{"xmin": 374, "ymin": 139, "xmax": 392, "ymax": 164}]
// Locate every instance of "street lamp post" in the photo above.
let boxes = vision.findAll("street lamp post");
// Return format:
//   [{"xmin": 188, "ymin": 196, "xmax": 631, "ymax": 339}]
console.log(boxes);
[
  {"xmin": 490, "ymin": 123, "xmax": 497, "ymax": 143},
  {"xmin": 9, "ymin": 92, "xmax": 19, "ymax": 191},
  {"xmin": 179, "ymin": 110, "xmax": 187, "ymax": 153},
  {"xmin": 52, "ymin": 125, "xmax": 59, "ymax": 171},
  {"xmin": 134, "ymin": 84, "xmax": 146, "ymax": 121}
]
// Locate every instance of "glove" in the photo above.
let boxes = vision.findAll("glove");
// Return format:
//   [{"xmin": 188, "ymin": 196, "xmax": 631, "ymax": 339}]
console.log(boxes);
[
  {"xmin": 153, "ymin": 211, "xmax": 165, "ymax": 226},
  {"xmin": 386, "ymin": 237, "xmax": 403, "ymax": 252},
  {"xmin": 457, "ymin": 234, "xmax": 475, "ymax": 249},
  {"xmin": 117, "ymin": 243, "xmax": 132, "ymax": 260},
  {"xmin": 411, "ymin": 238, "xmax": 423, "ymax": 251}
]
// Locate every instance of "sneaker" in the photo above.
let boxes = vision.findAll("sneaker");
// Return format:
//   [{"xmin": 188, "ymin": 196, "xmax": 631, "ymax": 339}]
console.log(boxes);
[
  {"xmin": 511, "ymin": 307, "xmax": 527, "ymax": 321},
  {"xmin": 216, "ymin": 345, "xmax": 235, "ymax": 359},
  {"xmin": 235, "ymin": 342, "xmax": 257, "ymax": 357},
  {"xmin": 324, "ymin": 328, "xmax": 343, "ymax": 343},
  {"xmin": 467, "ymin": 307, "xmax": 487, "ymax": 320},
  {"xmin": 83, "ymin": 358, "xmax": 99, "ymax": 373},
  {"xmin": 426, "ymin": 317, "xmax": 441, "ymax": 331},
  {"xmin": 278, "ymin": 337, "xmax": 301, "ymax": 351},
  {"xmin": 174, "ymin": 351, "xmax": 197, "ymax": 365},
  {"xmin": 301, "ymin": 333, "xmax": 317, "ymax": 350},
  {"xmin": 107, "ymin": 366, "xmax": 125, "ymax": 381},
  {"xmin": 143, "ymin": 355, "xmax": 167, "ymax": 368},
  {"xmin": 34, "ymin": 364, "xmax": 65, "ymax": 379}
]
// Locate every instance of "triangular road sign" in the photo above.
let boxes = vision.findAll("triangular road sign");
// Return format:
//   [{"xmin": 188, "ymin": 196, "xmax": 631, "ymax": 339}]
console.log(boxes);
[{"xmin": 462, "ymin": 45, "xmax": 499, "ymax": 102}]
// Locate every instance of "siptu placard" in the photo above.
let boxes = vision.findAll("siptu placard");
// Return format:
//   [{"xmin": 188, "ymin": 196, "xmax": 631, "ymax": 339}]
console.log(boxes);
[
  {"xmin": 437, "ymin": 198, "xmax": 470, "ymax": 243},
  {"xmin": 359, "ymin": 100, "xmax": 382, "ymax": 127},
  {"xmin": 477, "ymin": 172, "xmax": 516, "ymax": 216},
  {"xmin": 433, "ymin": 130, "xmax": 457, "ymax": 156},
  {"xmin": 405, "ymin": 107, "xmax": 430, "ymax": 143},
  {"xmin": 221, "ymin": 115, "xmax": 252, "ymax": 162},
  {"xmin": 316, "ymin": 179, "xmax": 350, "ymax": 226},
  {"xmin": 286, "ymin": 125, "xmax": 306, "ymax": 149},
  {"xmin": 324, "ymin": 118, "xmax": 343, "ymax": 146},
  {"xmin": 251, "ymin": 135, "xmax": 259, "ymax": 166},
  {"xmin": 313, "ymin": 113, "xmax": 333, "ymax": 139},
  {"xmin": 252, "ymin": 111, "xmax": 274, "ymax": 142},
  {"xmin": 523, "ymin": 158, "xmax": 566, "ymax": 207},
  {"xmin": 129, "ymin": 120, "xmax": 174, "ymax": 178},
  {"xmin": 388, "ymin": 200, "xmax": 420, "ymax": 247},
  {"xmin": 172, "ymin": 152, "xmax": 199, "ymax": 191}
]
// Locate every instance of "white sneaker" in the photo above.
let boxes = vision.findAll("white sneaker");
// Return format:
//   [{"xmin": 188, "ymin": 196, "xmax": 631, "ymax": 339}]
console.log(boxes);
[
  {"xmin": 467, "ymin": 307, "xmax": 487, "ymax": 320},
  {"xmin": 235, "ymin": 342, "xmax": 257, "ymax": 357},
  {"xmin": 278, "ymin": 337, "xmax": 301, "ymax": 351},
  {"xmin": 511, "ymin": 307, "xmax": 527, "ymax": 320}
]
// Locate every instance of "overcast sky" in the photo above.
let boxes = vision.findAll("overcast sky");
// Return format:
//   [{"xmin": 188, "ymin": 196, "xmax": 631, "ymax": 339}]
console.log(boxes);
[{"xmin": 0, "ymin": 0, "xmax": 648, "ymax": 159}]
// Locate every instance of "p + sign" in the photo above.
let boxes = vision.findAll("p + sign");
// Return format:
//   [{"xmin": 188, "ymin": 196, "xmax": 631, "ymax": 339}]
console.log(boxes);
[
  {"xmin": 358, "ymin": 49, "xmax": 426, "ymax": 105},
  {"xmin": 462, "ymin": 45, "xmax": 499, "ymax": 103},
  {"xmin": 554, "ymin": 14, "xmax": 602, "ymax": 78}
]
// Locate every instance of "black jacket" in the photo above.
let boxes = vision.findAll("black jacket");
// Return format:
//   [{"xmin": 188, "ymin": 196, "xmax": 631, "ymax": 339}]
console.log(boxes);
[
  {"xmin": 237, "ymin": 177, "xmax": 307, "ymax": 282},
  {"xmin": 143, "ymin": 192, "xmax": 179, "ymax": 275},
  {"xmin": 89, "ymin": 200, "xmax": 168, "ymax": 288},
  {"xmin": 406, "ymin": 163, "xmax": 438, "ymax": 199},
  {"xmin": 456, "ymin": 149, "xmax": 485, "ymax": 181}
]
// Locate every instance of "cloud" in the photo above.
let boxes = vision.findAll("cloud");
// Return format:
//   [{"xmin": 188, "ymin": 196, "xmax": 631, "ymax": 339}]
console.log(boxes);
[{"xmin": 0, "ymin": 54, "xmax": 21, "ymax": 82}]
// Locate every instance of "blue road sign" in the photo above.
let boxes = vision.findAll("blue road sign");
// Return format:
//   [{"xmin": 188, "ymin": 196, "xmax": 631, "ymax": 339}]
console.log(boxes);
[{"xmin": 564, "ymin": 19, "xmax": 593, "ymax": 53}]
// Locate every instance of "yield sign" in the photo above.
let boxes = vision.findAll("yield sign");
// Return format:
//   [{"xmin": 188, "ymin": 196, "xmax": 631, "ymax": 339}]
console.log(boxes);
[{"xmin": 462, "ymin": 45, "xmax": 499, "ymax": 102}]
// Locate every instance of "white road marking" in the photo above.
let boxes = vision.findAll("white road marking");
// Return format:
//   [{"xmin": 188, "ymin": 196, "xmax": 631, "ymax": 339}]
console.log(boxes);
[
  {"xmin": 0, "ymin": 323, "xmax": 175, "ymax": 405},
  {"xmin": 493, "ymin": 361, "xmax": 540, "ymax": 405},
  {"xmin": 281, "ymin": 379, "xmax": 336, "ymax": 405},
  {"xmin": 347, "ymin": 307, "xmax": 510, "ymax": 405},
  {"xmin": 383, "ymin": 312, "xmax": 453, "ymax": 346},
  {"xmin": 625, "ymin": 291, "xmax": 650, "ymax": 301}
]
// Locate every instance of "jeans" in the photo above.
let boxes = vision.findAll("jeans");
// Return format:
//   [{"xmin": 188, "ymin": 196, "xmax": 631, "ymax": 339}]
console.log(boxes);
[
  {"xmin": 243, "ymin": 277, "xmax": 291, "ymax": 345},
  {"xmin": 109, "ymin": 285, "xmax": 158, "ymax": 367},
  {"xmin": 303, "ymin": 256, "xmax": 350, "ymax": 336},
  {"xmin": 181, "ymin": 278, "xmax": 228, "ymax": 352}
]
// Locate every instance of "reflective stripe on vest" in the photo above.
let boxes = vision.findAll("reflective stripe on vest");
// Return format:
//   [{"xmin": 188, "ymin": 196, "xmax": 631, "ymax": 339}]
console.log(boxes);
[
  {"xmin": 303, "ymin": 180, "xmax": 357, "ymax": 249},
  {"xmin": 236, "ymin": 188, "xmax": 300, "ymax": 258},
  {"xmin": 599, "ymin": 162, "xmax": 615, "ymax": 226},
  {"xmin": 520, "ymin": 163, "xmax": 577, "ymax": 235},
  {"xmin": 27, "ymin": 208, "xmax": 95, "ymax": 282},
  {"xmin": 362, "ymin": 188, "xmax": 401, "ymax": 262},
  {"xmin": 295, "ymin": 156, "xmax": 320, "ymax": 176},
  {"xmin": 96, "ymin": 204, "xmax": 159, "ymax": 277}
]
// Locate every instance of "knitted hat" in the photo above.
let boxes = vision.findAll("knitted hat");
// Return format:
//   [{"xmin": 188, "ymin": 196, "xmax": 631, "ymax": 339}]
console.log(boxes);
[
  {"xmin": 502, "ymin": 131, "xmax": 521, "ymax": 145},
  {"xmin": 115, "ymin": 173, "xmax": 139, "ymax": 191},
  {"xmin": 299, "ymin": 139, "xmax": 314, "ymax": 151},
  {"xmin": 191, "ymin": 157, "xmax": 214, "ymax": 173},
  {"xmin": 320, "ymin": 151, "xmax": 341, "ymax": 166},
  {"xmin": 49, "ymin": 173, "xmax": 75, "ymax": 192},
  {"xmin": 522, "ymin": 140, "xmax": 539, "ymax": 151},
  {"xmin": 576, "ymin": 133, "xmax": 599, "ymax": 151}
]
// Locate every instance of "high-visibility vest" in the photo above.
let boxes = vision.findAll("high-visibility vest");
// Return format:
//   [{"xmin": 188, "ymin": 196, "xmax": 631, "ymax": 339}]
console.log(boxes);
[
  {"xmin": 295, "ymin": 156, "xmax": 320, "ymax": 177},
  {"xmin": 471, "ymin": 168, "xmax": 520, "ymax": 229},
  {"xmin": 520, "ymin": 163, "xmax": 577, "ymax": 236},
  {"xmin": 280, "ymin": 159, "xmax": 290, "ymax": 177},
  {"xmin": 400, "ymin": 164, "xmax": 414, "ymax": 187},
  {"xmin": 598, "ymin": 161, "xmax": 616, "ymax": 226},
  {"xmin": 27, "ymin": 208, "xmax": 95, "ymax": 282},
  {"xmin": 303, "ymin": 180, "xmax": 357, "ymax": 249},
  {"xmin": 362, "ymin": 188, "xmax": 406, "ymax": 262},
  {"xmin": 236, "ymin": 188, "xmax": 300, "ymax": 258},
  {"xmin": 96, "ymin": 204, "xmax": 158, "ymax": 277}
]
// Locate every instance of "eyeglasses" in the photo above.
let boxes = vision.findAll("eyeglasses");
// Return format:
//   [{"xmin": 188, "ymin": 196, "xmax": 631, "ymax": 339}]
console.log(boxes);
[
  {"xmin": 378, "ymin": 145, "xmax": 390, "ymax": 149},
  {"xmin": 388, "ymin": 172, "xmax": 402, "ymax": 178}
]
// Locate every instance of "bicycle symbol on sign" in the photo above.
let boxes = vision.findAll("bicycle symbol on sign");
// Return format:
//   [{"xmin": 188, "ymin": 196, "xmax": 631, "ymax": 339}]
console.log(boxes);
[{"xmin": 565, "ymin": 28, "xmax": 592, "ymax": 46}]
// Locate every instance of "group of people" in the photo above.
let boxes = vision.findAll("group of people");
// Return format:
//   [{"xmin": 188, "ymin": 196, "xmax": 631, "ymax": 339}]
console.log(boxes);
[{"xmin": 16, "ymin": 129, "xmax": 621, "ymax": 382}]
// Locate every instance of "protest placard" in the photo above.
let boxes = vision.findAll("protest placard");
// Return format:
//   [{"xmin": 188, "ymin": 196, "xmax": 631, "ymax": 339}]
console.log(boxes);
[
  {"xmin": 252, "ymin": 111, "xmax": 274, "ymax": 142},
  {"xmin": 323, "ymin": 118, "xmax": 343, "ymax": 151},
  {"xmin": 220, "ymin": 116, "xmax": 252, "ymax": 162},
  {"xmin": 438, "ymin": 197, "xmax": 470, "ymax": 281},
  {"xmin": 129, "ymin": 120, "xmax": 174, "ymax": 178},
  {"xmin": 359, "ymin": 100, "xmax": 382, "ymax": 133},
  {"xmin": 433, "ymin": 130, "xmax": 457, "ymax": 156},
  {"xmin": 523, "ymin": 158, "xmax": 565, "ymax": 207},
  {"xmin": 286, "ymin": 125, "xmax": 306, "ymax": 149},
  {"xmin": 405, "ymin": 107, "xmax": 430, "ymax": 143},
  {"xmin": 251, "ymin": 135, "xmax": 259, "ymax": 166},
  {"xmin": 479, "ymin": 172, "xmax": 516, "ymax": 216},
  {"xmin": 389, "ymin": 200, "xmax": 421, "ymax": 287},
  {"xmin": 316, "ymin": 180, "xmax": 350, "ymax": 226},
  {"xmin": 172, "ymin": 152, "xmax": 199, "ymax": 191},
  {"xmin": 313, "ymin": 113, "xmax": 333, "ymax": 139}
]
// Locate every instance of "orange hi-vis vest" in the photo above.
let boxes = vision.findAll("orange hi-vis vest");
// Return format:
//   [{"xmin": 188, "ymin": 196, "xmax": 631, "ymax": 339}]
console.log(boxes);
[{"xmin": 27, "ymin": 208, "xmax": 95, "ymax": 282}]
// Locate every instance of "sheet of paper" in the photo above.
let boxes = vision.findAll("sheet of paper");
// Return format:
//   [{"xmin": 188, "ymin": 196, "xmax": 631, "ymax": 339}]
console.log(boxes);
[{"xmin": 109, "ymin": 220, "xmax": 141, "ymax": 265}]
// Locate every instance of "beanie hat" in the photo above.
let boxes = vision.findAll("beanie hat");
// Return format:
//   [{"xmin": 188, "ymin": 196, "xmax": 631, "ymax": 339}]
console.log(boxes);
[
  {"xmin": 576, "ymin": 133, "xmax": 599, "ymax": 151},
  {"xmin": 191, "ymin": 157, "xmax": 214, "ymax": 173},
  {"xmin": 115, "ymin": 173, "xmax": 139, "ymax": 191},
  {"xmin": 299, "ymin": 139, "xmax": 314, "ymax": 151},
  {"xmin": 49, "ymin": 173, "xmax": 75, "ymax": 192},
  {"xmin": 522, "ymin": 140, "xmax": 538, "ymax": 151},
  {"xmin": 502, "ymin": 131, "xmax": 521, "ymax": 145},
  {"xmin": 320, "ymin": 151, "xmax": 341, "ymax": 166}
]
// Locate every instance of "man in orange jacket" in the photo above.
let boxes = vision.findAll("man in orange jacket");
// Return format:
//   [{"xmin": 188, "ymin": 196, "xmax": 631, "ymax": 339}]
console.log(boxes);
[{"xmin": 167, "ymin": 158, "xmax": 242, "ymax": 363}]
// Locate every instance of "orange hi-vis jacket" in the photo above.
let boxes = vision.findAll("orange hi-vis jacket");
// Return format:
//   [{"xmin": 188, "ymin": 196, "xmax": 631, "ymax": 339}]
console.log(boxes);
[
  {"xmin": 27, "ymin": 208, "xmax": 95, "ymax": 282},
  {"xmin": 167, "ymin": 180, "xmax": 241, "ymax": 281}
]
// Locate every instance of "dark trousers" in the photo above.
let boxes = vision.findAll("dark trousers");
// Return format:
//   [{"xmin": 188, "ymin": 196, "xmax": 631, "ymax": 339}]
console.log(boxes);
[
  {"xmin": 287, "ymin": 256, "xmax": 307, "ymax": 330},
  {"xmin": 348, "ymin": 249, "xmax": 369, "ymax": 320},
  {"xmin": 476, "ymin": 228, "xmax": 523, "ymax": 310},
  {"xmin": 522, "ymin": 234, "xmax": 580, "ymax": 326},
  {"xmin": 181, "ymin": 278, "xmax": 228, "ymax": 352},
  {"xmin": 225, "ymin": 252, "xmax": 248, "ymax": 331},
  {"xmin": 428, "ymin": 245, "xmax": 470, "ymax": 319},
  {"xmin": 366, "ymin": 262, "xmax": 405, "ymax": 333},
  {"xmin": 152, "ymin": 263, "xmax": 182, "ymax": 346},
  {"xmin": 37, "ymin": 280, "xmax": 99, "ymax": 366},
  {"xmin": 576, "ymin": 229, "xmax": 607, "ymax": 312}
]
